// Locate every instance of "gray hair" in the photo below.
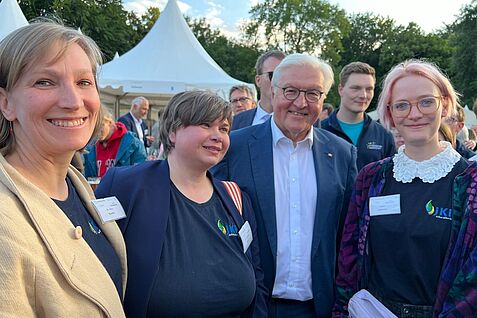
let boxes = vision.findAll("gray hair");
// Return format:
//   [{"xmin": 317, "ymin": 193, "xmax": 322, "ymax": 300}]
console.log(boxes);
[
  {"xmin": 271, "ymin": 53, "xmax": 334, "ymax": 94},
  {"xmin": 131, "ymin": 96, "xmax": 149, "ymax": 109},
  {"xmin": 229, "ymin": 85, "xmax": 255, "ymax": 101}
]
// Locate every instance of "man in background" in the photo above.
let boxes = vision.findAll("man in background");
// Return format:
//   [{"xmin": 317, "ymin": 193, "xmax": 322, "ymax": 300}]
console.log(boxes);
[
  {"xmin": 231, "ymin": 49, "xmax": 285, "ymax": 130},
  {"xmin": 321, "ymin": 61, "xmax": 395, "ymax": 170},
  {"xmin": 229, "ymin": 85, "xmax": 256, "ymax": 115},
  {"xmin": 117, "ymin": 96, "xmax": 154, "ymax": 148}
]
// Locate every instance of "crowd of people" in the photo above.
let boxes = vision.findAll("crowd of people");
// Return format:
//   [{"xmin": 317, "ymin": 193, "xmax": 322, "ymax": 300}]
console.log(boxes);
[{"xmin": 2, "ymin": 20, "xmax": 477, "ymax": 318}]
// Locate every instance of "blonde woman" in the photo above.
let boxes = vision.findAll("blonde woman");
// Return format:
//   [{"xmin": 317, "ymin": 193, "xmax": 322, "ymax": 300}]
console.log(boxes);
[
  {"xmin": 0, "ymin": 22, "xmax": 126, "ymax": 317},
  {"xmin": 334, "ymin": 60, "xmax": 477, "ymax": 317}
]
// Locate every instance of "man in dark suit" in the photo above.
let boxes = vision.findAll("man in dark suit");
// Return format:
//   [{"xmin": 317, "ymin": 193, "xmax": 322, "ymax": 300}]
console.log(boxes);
[
  {"xmin": 231, "ymin": 49, "xmax": 285, "ymax": 131},
  {"xmin": 117, "ymin": 96, "xmax": 153, "ymax": 147},
  {"xmin": 212, "ymin": 53, "xmax": 357, "ymax": 318}
]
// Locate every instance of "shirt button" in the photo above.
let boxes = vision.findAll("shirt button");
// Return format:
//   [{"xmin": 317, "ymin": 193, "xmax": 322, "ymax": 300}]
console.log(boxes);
[
  {"xmin": 73, "ymin": 226, "xmax": 83, "ymax": 239},
  {"xmin": 292, "ymin": 178, "xmax": 296, "ymax": 182},
  {"xmin": 293, "ymin": 230, "xmax": 298, "ymax": 234}
]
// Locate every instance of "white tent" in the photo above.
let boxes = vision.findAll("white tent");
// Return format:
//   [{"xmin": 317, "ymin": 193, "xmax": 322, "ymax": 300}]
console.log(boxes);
[
  {"xmin": 0, "ymin": 0, "xmax": 28, "ymax": 41},
  {"xmin": 99, "ymin": 0, "xmax": 254, "ymax": 114}
]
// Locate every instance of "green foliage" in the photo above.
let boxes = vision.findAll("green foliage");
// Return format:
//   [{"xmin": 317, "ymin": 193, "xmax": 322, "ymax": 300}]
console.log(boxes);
[
  {"xmin": 449, "ymin": 1, "xmax": 477, "ymax": 107},
  {"xmin": 188, "ymin": 18, "xmax": 260, "ymax": 83},
  {"xmin": 19, "ymin": 0, "xmax": 160, "ymax": 62},
  {"xmin": 245, "ymin": 0, "xmax": 350, "ymax": 65}
]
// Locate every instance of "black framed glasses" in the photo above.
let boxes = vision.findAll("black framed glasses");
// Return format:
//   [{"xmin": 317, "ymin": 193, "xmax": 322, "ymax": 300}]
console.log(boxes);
[
  {"xmin": 275, "ymin": 86, "xmax": 324, "ymax": 103},
  {"xmin": 261, "ymin": 71, "xmax": 273, "ymax": 81},
  {"xmin": 388, "ymin": 96, "xmax": 443, "ymax": 118},
  {"xmin": 230, "ymin": 96, "xmax": 251, "ymax": 104}
]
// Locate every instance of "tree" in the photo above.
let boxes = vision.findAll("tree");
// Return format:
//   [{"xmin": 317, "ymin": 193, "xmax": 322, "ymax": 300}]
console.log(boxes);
[
  {"xmin": 127, "ymin": 6, "xmax": 160, "ymax": 47},
  {"xmin": 19, "ymin": 0, "xmax": 137, "ymax": 61},
  {"xmin": 244, "ymin": 0, "xmax": 350, "ymax": 65},
  {"xmin": 449, "ymin": 1, "xmax": 477, "ymax": 107},
  {"xmin": 188, "ymin": 18, "xmax": 260, "ymax": 83}
]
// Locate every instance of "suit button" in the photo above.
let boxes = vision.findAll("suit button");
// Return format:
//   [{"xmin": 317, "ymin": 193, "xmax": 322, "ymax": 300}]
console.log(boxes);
[{"xmin": 73, "ymin": 226, "xmax": 83, "ymax": 239}]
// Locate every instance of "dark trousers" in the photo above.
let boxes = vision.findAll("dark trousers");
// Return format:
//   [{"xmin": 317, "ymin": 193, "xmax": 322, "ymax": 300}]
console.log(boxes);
[{"xmin": 268, "ymin": 298, "xmax": 316, "ymax": 318}]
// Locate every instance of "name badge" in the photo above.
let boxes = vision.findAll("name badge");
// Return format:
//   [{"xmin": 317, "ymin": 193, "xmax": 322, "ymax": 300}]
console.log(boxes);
[
  {"xmin": 91, "ymin": 197, "xmax": 127, "ymax": 224},
  {"xmin": 369, "ymin": 194, "xmax": 401, "ymax": 217},
  {"xmin": 239, "ymin": 221, "xmax": 253, "ymax": 253}
]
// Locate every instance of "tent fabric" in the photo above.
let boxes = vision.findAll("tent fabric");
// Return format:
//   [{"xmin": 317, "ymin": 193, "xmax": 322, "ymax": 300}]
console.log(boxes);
[
  {"xmin": 98, "ymin": 0, "xmax": 254, "ymax": 100},
  {"xmin": 0, "ymin": 0, "xmax": 28, "ymax": 41}
]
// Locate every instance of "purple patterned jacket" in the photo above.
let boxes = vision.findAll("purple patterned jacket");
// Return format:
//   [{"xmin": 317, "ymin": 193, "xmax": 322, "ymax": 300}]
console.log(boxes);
[{"xmin": 333, "ymin": 157, "xmax": 477, "ymax": 318}]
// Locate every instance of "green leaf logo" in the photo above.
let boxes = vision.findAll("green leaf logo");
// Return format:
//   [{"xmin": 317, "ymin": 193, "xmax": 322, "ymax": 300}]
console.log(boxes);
[
  {"xmin": 426, "ymin": 200, "xmax": 435, "ymax": 216},
  {"xmin": 217, "ymin": 219, "xmax": 227, "ymax": 235}
]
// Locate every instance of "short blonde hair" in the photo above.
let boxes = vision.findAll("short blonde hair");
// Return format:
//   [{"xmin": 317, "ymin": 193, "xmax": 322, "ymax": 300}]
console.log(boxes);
[
  {"xmin": 0, "ymin": 21, "xmax": 104, "ymax": 154},
  {"xmin": 377, "ymin": 59, "xmax": 459, "ymax": 130}
]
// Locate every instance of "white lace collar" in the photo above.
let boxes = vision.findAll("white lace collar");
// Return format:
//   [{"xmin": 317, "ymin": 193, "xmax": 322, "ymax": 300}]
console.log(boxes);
[{"xmin": 393, "ymin": 141, "xmax": 461, "ymax": 183}]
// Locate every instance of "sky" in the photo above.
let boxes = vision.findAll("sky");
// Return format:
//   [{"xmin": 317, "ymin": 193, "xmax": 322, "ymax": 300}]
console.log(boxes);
[{"xmin": 124, "ymin": 0, "xmax": 472, "ymax": 39}]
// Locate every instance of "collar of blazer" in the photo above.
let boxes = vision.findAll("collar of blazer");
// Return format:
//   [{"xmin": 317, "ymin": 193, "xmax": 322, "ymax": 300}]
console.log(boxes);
[{"xmin": 0, "ymin": 154, "xmax": 127, "ymax": 318}]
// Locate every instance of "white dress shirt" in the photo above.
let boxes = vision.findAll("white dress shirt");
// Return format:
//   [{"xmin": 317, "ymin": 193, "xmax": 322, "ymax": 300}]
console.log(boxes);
[
  {"xmin": 251, "ymin": 102, "xmax": 272, "ymax": 126},
  {"xmin": 130, "ymin": 111, "xmax": 144, "ymax": 140},
  {"xmin": 270, "ymin": 117, "xmax": 317, "ymax": 301}
]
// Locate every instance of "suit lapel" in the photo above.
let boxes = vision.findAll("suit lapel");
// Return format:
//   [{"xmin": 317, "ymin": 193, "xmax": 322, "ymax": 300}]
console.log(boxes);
[
  {"xmin": 249, "ymin": 121, "xmax": 278, "ymax": 257},
  {"xmin": 310, "ymin": 129, "xmax": 335, "ymax": 258}
]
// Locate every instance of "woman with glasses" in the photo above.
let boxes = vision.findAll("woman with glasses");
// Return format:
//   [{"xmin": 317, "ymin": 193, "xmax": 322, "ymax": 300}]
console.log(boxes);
[{"xmin": 333, "ymin": 59, "xmax": 477, "ymax": 317}]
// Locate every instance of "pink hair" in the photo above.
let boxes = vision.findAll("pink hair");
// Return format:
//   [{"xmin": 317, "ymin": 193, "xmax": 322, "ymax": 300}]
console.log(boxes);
[{"xmin": 377, "ymin": 59, "xmax": 459, "ymax": 130}]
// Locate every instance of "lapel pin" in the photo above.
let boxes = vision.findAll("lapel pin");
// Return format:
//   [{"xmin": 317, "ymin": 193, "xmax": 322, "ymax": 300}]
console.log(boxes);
[{"xmin": 327, "ymin": 153, "xmax": 333, "ymax": 158}]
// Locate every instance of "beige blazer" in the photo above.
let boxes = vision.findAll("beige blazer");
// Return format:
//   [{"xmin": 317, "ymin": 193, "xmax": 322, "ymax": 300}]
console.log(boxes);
[{"xmin": 0, "ymin": 154, "xmax": 127, "ymax": 318}]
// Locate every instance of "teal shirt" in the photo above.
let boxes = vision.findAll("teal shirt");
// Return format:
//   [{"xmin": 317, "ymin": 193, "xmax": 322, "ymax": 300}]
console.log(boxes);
[{"xmin": 338, "ymin": 119, "xmax": 364, "ymax": 145}]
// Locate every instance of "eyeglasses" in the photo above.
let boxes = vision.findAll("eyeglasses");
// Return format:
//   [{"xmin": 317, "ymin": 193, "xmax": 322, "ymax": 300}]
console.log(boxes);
[
  {"xmin": 230, "ymin": 96, "xmax": 251, "ymax": 104},
  {"xmin": 275, "ymin": 86, "xmax": 324, "ymax": 103},
  {"xmin": 388, "ymin": 96, "xmax": 443, "ymax": 118},
  {"xmin": 260, "ymin": 71, "xmax": 273, "ymax": 81}
]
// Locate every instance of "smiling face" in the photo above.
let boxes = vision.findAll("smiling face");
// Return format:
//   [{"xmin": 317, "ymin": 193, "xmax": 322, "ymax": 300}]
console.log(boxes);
[
  {"xmin": 271, "ymin": 64, "xmax": 324, "ymax": 142},
  {"xmin": 169, "ymin": 117, "xmax": 230, "ymax": 171},
  {"xmin": 0, "ymin": 42, "xmax": 100, "ymax": 158},
  {"xmin": 390, "ymin": 74, "xmax": 447, "ymax": 149}
]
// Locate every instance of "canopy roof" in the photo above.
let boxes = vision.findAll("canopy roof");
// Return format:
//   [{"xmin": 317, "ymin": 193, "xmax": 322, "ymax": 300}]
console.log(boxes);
[
  {"xmin": 99, "ymin": 0, "xmax": 253, "ymax": 104},
  {"xmin": 0, "ymin": 0, "xmax": 28, "ymax": 41}
]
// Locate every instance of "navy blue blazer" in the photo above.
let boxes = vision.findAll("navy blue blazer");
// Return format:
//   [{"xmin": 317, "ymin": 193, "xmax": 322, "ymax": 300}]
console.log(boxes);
[
  {"xmin": 232, "ymin": 108, "xmax": 257, "ymax": 131},
  {"xmin": 211, "ymin": 119, "xmax": 357, "ymax": 318},
  {"xmin": 95, "ymin": 160, "xmax": 268, "ymax": 318},
  {"xmin": 117, "ymin": 112, "xmax": 148, "ymax": 146}
]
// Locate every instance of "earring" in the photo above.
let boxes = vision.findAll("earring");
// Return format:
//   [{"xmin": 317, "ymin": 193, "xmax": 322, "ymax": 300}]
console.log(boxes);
[{"xmin": 8, "ymin": 121, "xmax": 13, "ymax": 134}]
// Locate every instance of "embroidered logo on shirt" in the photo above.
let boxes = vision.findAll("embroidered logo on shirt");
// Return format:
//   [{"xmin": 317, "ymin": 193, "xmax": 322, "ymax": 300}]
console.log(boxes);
[
  {"xmin": 217, "ymin": 219, "xmax": 239, "ymax": 236},
  {"xmin": 366, "ymin": 142, "xmax": 383, "ymax": 150},
  {"xmin": 425, "ymin": 200, "xmax": 452, "ymax": 220}
]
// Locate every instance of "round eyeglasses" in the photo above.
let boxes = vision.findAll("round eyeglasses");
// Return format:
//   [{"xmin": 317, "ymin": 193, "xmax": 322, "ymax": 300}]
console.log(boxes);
[
  {"xmin": 388, "ymin": 96, "xmax": 443, "ymax": 118},
  {"xmin": 276, "ymin": 86, "xmax": 324, "ymax": 103}
]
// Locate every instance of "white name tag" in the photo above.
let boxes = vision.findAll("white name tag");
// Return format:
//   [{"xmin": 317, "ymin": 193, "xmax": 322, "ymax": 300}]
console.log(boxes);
[
  {"xmin": 239, "ymin": 221, "xmax": 253, "ymax": 253},
  {"xmin": 369, "ymin": 194, "xmax": 401, "ymax": 217},
  {"xmin": 91, "ymin": 197, "xmax": 127, "ymax": 224}
]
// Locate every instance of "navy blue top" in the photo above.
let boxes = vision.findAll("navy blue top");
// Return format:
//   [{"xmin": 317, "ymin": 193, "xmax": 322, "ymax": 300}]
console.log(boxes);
[
  {"xmin": 147, "ymin": 182, "xmax": 256, "ymax": 317},
  {"xmin": 321, "ymin": 111, "xmax": 396, "ymax": 170},
  {"xmin": 368, "ymin": 158, "xmax": 467, "ymax": 305},
  {"xmin": 53, "ymin": 177, "xmax": 122, "ymax": 297}
]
